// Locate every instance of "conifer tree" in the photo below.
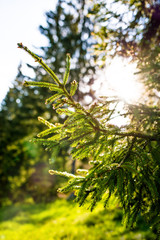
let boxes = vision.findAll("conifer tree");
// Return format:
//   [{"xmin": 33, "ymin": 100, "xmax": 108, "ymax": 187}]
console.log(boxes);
[
  {"xmin": 18, "ymin": 42, "xmax": 160, "ymax": 235},
  {"xmin": 0, "ymin": 0, "xmax": 96, "ymax": 205},
  {"xmin": 0, "ymin": 68, "xmax": 57, "ymax": 204},
  {"xmin": 35, "ymin": 0, "xmax": 96, "ymax": 102}
]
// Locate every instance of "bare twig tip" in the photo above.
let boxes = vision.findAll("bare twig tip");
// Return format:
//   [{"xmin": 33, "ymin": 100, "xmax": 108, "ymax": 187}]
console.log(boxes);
[{"xmin": 17, "ymin": 42, "xmax": 23, "ymax": 48}]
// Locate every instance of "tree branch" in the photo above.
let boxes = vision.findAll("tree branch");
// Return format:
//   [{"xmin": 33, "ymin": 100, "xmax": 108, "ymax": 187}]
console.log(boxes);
[{"xmin": 99, "ymin": 128, "xmax": 160, "ymax": 141}]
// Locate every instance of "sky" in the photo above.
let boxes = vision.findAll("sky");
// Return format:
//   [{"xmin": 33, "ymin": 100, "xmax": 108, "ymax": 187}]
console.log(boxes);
[{"xmin": 0, "ymin": 0, "xmax": 57, "ymax": 104}]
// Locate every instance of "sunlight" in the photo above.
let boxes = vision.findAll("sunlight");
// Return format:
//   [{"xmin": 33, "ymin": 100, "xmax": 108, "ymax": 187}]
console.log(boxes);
[
  {"xmin": 94, "ymin": 57, "xmax": 143, "ymax": 104},
  {"xmin": 92, "ymin": 57, "xmax": 143, "ymax": 127}
]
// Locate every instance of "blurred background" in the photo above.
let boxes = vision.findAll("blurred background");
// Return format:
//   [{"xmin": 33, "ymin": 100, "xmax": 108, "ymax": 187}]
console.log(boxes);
[{"xmin": 0, "ymin": 0, "xmax": 160, "ymax": 239}]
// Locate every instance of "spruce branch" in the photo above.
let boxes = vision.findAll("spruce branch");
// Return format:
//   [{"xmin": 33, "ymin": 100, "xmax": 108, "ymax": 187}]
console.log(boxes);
[
  {"xmin": 19, "ymin": 42, "xmax": 160, "ymax": 229},
  {"xmin": 18, "ymin": 43, "xmax": 102, "ymax": 131}
]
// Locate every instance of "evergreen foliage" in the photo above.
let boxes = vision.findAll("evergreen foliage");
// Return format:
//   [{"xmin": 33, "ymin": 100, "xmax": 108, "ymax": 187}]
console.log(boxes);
[{"xmin": 18, "ymin": 43, "xmax": 160, "ymax": 233}]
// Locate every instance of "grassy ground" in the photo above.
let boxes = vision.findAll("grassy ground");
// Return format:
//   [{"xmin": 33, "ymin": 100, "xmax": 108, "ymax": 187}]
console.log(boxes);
[{"xmin": 0, "ymin": 198, "xmax": 156, "ymax": 240}]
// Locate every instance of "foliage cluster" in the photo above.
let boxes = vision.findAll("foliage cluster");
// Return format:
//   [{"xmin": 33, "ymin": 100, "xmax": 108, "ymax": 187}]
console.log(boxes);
[{"xmin": 18, "ymin": 42, "xmax": 160, "ymax": 234}]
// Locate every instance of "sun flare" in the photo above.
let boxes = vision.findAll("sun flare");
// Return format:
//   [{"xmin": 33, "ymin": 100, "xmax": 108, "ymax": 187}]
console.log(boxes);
[{"xmin": 94, "ymin": 57, "xmax": 142, "ymax": 103}]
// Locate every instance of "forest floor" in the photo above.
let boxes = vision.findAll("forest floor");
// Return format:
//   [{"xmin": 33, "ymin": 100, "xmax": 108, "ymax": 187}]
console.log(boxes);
[{"xmin": 0, "ymin": 198, "xmax": 156, "ymax": 240}]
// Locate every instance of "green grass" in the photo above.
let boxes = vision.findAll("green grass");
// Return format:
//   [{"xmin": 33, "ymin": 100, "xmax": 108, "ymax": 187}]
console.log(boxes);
[{"xmin": 0, "ymin": 198, "xmax": 156, "ymax": 240}]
